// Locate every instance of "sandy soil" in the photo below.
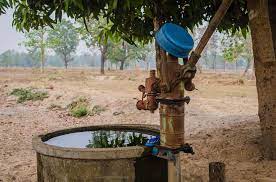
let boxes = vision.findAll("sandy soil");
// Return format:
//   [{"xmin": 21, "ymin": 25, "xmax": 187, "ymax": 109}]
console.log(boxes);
[{"xmin": 0, "ymin": 68, "xmax": 275, "ymax": 182}]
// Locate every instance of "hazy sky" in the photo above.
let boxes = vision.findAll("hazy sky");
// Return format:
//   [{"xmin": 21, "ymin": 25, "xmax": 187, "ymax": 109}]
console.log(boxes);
[
  {"xmin": 0, "ymin": 9, "xmax": 93, "ymax": 55},
  {"xmin": 0, "ymin": 9, "xmax": 25, "ymax": 54}
]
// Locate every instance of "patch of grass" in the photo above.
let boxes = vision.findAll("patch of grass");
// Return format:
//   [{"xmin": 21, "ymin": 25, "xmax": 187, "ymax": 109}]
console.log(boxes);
[
  {"xmin": 48, "ymin": 104, "xmax": 63, "ymax": 110},
  {"xmin": 237, "ymin": 78, "xmax": 245, "ymax": 85},
  {"xmin": 67, "ymin": 98, "xmax": 106, "ymax": 118},
  {"xmin": 10, "ymin": 88, "xmax": 48, "ymax": 103},
  {"xmin": 90, "ymin": 105, "xmax": 106, "ymax": 116},
  {"xmin": 67, "ymin": 97, "xmax": 88, "ymax": 110},
  {"xmin": 128, "ymin": 77, "xmax": 136, "ymax": 81},
  {"xmin": 68, "ymin": 97, "xmax": 89, "ymax": 118},
  {"xmin": 71, "ymin": 106, "xmax": 88, "ymax": 118}
]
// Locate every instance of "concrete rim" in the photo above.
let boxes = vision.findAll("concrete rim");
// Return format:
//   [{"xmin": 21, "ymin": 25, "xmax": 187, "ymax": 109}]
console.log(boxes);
[{"xmin": 33, "ymin": 124, "xmax": 160, "ymax": 160}]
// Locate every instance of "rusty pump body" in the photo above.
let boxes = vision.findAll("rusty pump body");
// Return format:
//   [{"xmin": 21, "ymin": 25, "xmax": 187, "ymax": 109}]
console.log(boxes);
[{"xmin": 136, "ymin": 54, "xmax": 196, "ymax": 150}]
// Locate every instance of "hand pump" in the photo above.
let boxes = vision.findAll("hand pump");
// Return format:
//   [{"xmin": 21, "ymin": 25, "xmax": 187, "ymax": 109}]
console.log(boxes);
[{"xmin": 137, "ymin": 0, "xmax": 234, "ymax": 181}]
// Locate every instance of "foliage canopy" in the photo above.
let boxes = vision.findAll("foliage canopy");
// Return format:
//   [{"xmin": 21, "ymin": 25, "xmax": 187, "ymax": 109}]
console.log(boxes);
[
  {"xmin": 1, "ymin": 0, "xmax": 248, "ymax": 44},
  {"xmin": 47, "ymin": 20, "xmax": 79, "ymax": 68}
]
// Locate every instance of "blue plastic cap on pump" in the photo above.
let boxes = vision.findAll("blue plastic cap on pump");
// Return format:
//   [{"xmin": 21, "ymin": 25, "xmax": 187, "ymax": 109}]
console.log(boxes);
[{"xmin": 155, "ymin": 23, "xmax": 194, "ymax": 58}]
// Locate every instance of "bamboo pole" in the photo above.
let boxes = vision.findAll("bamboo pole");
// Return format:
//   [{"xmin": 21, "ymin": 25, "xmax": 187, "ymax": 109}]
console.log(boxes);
[{"xmin": 189, "ymin": 0, "xmax": 234, "ymax": 67}]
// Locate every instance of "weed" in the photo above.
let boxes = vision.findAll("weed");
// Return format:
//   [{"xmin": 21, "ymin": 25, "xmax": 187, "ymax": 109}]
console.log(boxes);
[
  {"xmin": 48, "ymin": 104, "xmax": 63, "ymax": 110},
  {"xmin": 68, "ymin": 97, "xmax": 89, "ymax": 118},
  {"xmin": 71, "ymin": 106, "xmax": 88, "ymax": 118},
  {"xmin": 90, "ymin": 105, "xmax": 106, "ymax": 116},
  {"xmin": 67, "ymin": 98, "xmax": 106, "ymax": 118},
  {"xmin": 237, "ymin": 78, "xmax": 245, "ymax": 85},
  {"xmin": 10, "ymin": 88, "xmax": 48, "ymax": 103},
  {"xmin": 128, "ymin": 77, "xmax": 136, "ymax": 81}
]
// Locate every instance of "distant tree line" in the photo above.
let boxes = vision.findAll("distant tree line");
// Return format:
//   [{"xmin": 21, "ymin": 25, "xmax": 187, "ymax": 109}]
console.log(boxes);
[{"xmin": 0, "ymin": 19, "xmax": 253, "ymax": 76}]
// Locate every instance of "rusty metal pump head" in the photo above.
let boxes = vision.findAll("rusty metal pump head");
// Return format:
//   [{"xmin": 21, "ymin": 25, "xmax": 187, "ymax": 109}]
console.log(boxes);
[{"xmin": 136, "ymin": 70, "xmax": 160, "ymax": 113}]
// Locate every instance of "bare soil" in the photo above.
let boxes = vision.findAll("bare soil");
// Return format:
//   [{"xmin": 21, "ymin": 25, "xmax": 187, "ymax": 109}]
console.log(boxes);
[{"xmin": 0, "ymin": 68, "xmax": 275, "ymax": 182}]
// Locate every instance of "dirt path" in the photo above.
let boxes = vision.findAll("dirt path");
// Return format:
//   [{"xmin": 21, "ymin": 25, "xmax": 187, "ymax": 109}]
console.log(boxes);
[{"xmin": 0, "ymin": 68, "xmax": 275, "ymax": 181}]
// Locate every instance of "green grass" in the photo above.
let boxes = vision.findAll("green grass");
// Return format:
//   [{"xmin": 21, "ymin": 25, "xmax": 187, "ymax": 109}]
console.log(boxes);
[
  {"xmin": 68, "ymin": 97, "xmax": 89, "ymax": 118},
  {"xmin": 70, "ymin": 105, "xmax": 88, "ymax": 118},
  {"xmin": 67, "ymin": 98, "xmax": 106, "ymax": 118},
  {"xmin": 10, "ymin": 88, "xmax": 48, "ymax": 103}
]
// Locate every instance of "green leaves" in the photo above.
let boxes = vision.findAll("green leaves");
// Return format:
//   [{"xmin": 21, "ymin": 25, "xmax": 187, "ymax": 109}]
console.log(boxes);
[
  {"xmin": 0, "ymin": 0, "xmax": 12, "ymax": 14},
  {"xmin": 47, "ymin": 20, "xmax": 79, "ymax": 67},
  {"xmin": 222, "ymin": 31, "xmax": 252, "ymax": 63},
  {"xmin": 2, "ymin": 0, "xmax": 249, "ymax": 45}
]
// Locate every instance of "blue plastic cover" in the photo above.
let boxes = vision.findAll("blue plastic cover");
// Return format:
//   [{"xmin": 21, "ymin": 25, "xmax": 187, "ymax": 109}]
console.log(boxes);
[
  {"xmin": 145, "ymin": 136, "xmax": 160, "ymax": 147},
  {"xmin": 155, "ymin": 23, "xmax": 194, "ymax": 58}
]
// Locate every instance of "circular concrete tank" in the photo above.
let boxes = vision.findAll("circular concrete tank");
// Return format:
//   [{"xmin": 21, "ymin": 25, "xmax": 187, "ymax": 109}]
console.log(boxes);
[{"xmin": 33, "ymin": 124, "xmax": 168, "ymax": 182}]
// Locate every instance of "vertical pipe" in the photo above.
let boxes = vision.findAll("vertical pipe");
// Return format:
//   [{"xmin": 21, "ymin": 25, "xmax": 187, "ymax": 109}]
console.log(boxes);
[
  {"xmin": 209, "ymin": 162, "xmax": 225, "ymax": 182},
  {"xmin": 160, "ymin": 54, "xmax": 185, "ymax": 148},
  {"xmin": 159, "ymin": 54, "xmax": 184, "ymax": 182}
]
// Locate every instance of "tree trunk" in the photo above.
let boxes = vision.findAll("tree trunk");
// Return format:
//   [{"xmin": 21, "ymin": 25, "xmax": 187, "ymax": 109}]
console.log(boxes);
[
  {"xmin": 250, "ymin": 58, "xmax": 255, "ymax": 79},
  {"xmin": 108, "ymin": 60, "xmax": 111, "ymax": 71},
  {"xmin": 120, "ymin": 60, "xmax": 125, "ymax": 70},
  {"xmin": 242, "ymin": 59, "xmax": 251, "ymax": 77},
  {"xmin": 64, "ymin": 60, "xmax": 68, "ymax": 69},
  {"xmin": 40, "ymin": 28, "xmax": 45, "ymax": 73},
  {"xmin": 213, "ymin": 54, "xmax": 217, "ymax": 72},
  {"xmin": 63, "ymin": 54, "xmax": 68, "ymax": 69},
  {"xmin": 146, "ymin": 59, "xmax": 150, "ymax": 71},
  {"xmin": 248, "ymin": 0, "xmax": 276, "ymax": 159},
  {"xmin": 154, "ymin": 18, "xmax": 162, "ymax": 77},
  {"xmin": 41, "ymin": 46, "xmax": 45, "ymax": 72},
  {"xmin": 100, "ymin": 45, "xmax": 107, "ymax": 75}
]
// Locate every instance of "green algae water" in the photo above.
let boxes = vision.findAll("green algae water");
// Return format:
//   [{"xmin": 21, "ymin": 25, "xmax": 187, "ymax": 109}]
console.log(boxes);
[{"xmin": 45, "ymin": 130, "xmax": 157, "ymax": 148}]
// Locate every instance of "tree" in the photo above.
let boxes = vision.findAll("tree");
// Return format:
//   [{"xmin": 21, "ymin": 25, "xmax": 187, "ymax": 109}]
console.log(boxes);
[
  {"xmin": 106, "ymin": 41, "xmax": 128, "ymax": 70},
  {"xmin": 78, "ymin": 17, "xmax": 113, "ymax": 74},
  {"xmin": 247, "ymin": 0, "xmax": 276, "ymax": 159},
  {"xmin": 0, "ymin": 50, "xmax": 16, "ymax": 67},
  {"xmin": 0, "ymin": 50, "xmax": 37, "ymax": 67},
  {"xmin": 208, "ymin": 32, "xmax": 221, "ymax": 71},
  {"xmin": 48, "ymin": 20, "xmax": 79, "ymax": 69},
  {"xmin": 20, "ymin": 27, "xmax": 47, "ymax": 72},
  {"xmin": 222, "ymin": 32, "xmax": 253, "ymax": 75},
  {"xmin": 128, "ymin": 43, "xmax": 154, "ymax": 71},
  {"xmin": 106, "ymin": 41, "xmax": 154, "ymax": 70}
]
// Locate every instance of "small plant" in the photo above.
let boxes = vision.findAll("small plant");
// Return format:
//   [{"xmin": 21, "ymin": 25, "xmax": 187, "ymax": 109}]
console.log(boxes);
[
  {"xmin": 10, "ymin": 88, "xmax": 48, "ymax": 103},
  {"xmin": 86, "ymin": 131, "xmax": 126, "ymax": 148},
  {"xmin": 68, "ymin": 97, "xmax": 89, "ymax": 118},
  {"xmin": 67, "ymin": 97, "xmax": 88, "ymax": 110},
  {"xmin": 86, "ymin": 131, "xmax": 150, "ymax": 148},
  {"xmin": 237, "ymin": 78, "xmax": 245, "ymax": 85},
  {"xmin": 127, "ymin": 132, "xmax": 148, "ymax": 146},
  {"xmin": 71, "ymin": 106, "xmax": 88, "ymax": 118},
  {"xmin": 128, "ymin": 77, "xmax": 136, "ymax": 81},
  {"xmin": 90, "ymin": 105, "xmax": 106, "ymax": 116},
  {"xmin": 48, "ymin": 104, "xmax": 63, "ymax": 110}
]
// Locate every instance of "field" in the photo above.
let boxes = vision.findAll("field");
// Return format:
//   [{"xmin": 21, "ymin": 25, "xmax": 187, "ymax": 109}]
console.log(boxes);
[{"xmin": 0, "ymin": 68, "xmax": 275, "ymax": 181}]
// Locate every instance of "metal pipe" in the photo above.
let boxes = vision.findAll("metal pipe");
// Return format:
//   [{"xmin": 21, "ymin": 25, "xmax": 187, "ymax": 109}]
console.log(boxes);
[{"xmin": 159, "ymin": 54, "xmax": 185, "ymax": 148}]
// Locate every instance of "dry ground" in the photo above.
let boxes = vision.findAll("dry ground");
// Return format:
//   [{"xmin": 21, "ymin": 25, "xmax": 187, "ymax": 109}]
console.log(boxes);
[{"xmin": 0, "ymin": 68, "xmax": 275, "ymax": 182}]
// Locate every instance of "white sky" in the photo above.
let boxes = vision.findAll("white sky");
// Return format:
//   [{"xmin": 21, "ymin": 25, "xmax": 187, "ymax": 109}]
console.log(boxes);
[
  {"xmin": 0, "ymin": 9, "xmax": 25, "ymax": 54},
  {"xmin": 0, "ymin": 9, "xmax": 95, "ymax": 55}
]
